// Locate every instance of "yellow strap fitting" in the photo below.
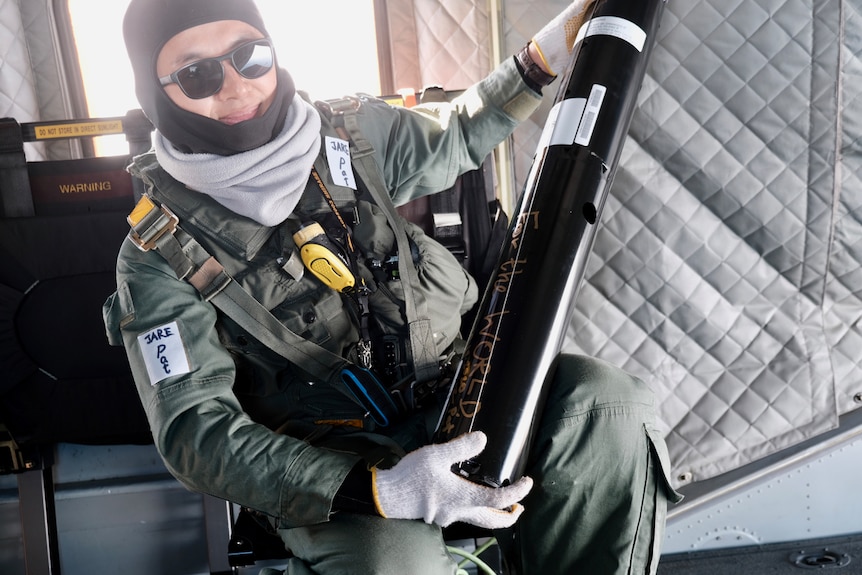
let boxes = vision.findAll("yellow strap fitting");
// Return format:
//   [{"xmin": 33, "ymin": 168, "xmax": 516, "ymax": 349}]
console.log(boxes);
[{"xmin": 127, "ymin": 195, "xmax": 179, "ymax": 251}]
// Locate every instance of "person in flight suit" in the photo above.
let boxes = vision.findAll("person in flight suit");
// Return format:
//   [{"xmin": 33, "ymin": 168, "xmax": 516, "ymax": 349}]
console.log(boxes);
[{"xmin": 105, "ymin": 0, "xmax": 680, "ymax": 573}]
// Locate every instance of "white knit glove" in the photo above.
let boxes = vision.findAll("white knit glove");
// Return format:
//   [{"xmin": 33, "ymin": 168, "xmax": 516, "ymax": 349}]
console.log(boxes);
[
  {"xmin": 371, "ymin": 432, "xmax": 533, "ymax": 529},
  {"xmin": 532, "ymin": 0, "xmax": 596, "ymax": 77}
]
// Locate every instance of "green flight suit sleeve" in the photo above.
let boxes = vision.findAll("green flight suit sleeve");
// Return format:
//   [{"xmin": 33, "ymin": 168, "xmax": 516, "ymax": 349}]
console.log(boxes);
[
  {"xmin": 104, "ymin": 239, "xmax": 359, "ymax": 528},
  {"xmin": 355, "ymin": 57, "xmax": 542, "ymax": 206}
]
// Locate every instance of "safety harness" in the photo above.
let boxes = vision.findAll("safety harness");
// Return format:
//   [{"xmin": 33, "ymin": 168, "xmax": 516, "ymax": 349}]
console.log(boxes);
[
  {"xmin": 318, "ymin": 96, "xmax": 440, "ymax": 384},
  {"xmin": 126, "ymin": 97, "xmax": 440, "ymax": 427}
]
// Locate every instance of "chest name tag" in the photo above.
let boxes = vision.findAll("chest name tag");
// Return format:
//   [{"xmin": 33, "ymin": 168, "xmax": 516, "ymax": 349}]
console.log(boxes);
[
  {"xmin": 138, "ymin": 321, "xmax": 191, "ymax": 386},
  {"xmin": 325, "ymin": 136, "xmax": 357, "ymax": 190}
]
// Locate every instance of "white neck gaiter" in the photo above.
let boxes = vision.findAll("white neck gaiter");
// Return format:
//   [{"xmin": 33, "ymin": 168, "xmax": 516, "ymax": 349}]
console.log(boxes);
[{"xmin": 154, "ymin": 95, "xmax": 322, "ymax": 227}]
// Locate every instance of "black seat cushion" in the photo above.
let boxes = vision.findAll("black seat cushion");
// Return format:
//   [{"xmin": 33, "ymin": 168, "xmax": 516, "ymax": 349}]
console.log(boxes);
[{"xmin": 0, "ymin": 212, "xmax": 150, "ymax": 445}]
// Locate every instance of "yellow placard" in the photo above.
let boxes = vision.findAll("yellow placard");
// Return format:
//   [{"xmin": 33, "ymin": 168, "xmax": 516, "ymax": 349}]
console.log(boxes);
[{"xmin": 33, "ymin": 120, "xmax": 124, "ymax": 140}]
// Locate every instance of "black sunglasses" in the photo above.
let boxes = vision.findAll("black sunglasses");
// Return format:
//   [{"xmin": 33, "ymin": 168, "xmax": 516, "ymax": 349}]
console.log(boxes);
[{"xmin": 159, "ymin": 38, "xmax": 275, "ymax": 100}]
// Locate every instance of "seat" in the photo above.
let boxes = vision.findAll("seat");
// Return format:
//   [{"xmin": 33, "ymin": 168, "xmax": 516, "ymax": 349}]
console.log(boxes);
[
  {"xmin": 393, "ymin": 86, "xmax": 508, "ymax": 291},
  {"xmin": 0, "ymin": 111, "xmax": 155, "ymax": 444},
  {"xmin": 0, "ymin": 111, "xmax": 188, "ymax": 574}
]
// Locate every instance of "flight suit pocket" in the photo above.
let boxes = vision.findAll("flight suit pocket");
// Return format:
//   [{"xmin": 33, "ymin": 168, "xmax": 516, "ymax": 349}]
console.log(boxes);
[
  {"xmin": 645, "ymin": 423, "xmax": 684, "ymax": 504},
  {"xmin": 645, "ymin": 423, "xmax": 684, "ymax": 572},
  {"xmin": 102, "ymin": 280, "xmax": 135, "ymax": 347}
]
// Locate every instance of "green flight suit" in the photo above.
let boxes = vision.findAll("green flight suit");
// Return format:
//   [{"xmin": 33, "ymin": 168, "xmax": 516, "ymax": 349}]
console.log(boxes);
[{"xmin": 104, "ymin": 57, "xmax": 680, "ymax": 574}]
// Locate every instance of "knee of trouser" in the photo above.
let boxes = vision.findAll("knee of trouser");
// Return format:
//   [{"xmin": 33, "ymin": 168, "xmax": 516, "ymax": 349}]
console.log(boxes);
[
  {"xmin": 551, "ymin": 354, "xmax": 656, "ymax": 415},
  {"xmin": 281, "ymin": 514, "xmax": 457, "ymax": 575}
]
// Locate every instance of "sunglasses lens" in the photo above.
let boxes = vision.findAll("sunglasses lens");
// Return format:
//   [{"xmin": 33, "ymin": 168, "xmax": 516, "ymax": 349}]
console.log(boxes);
[
  {"xmin": 176, "ymin": 60, "xmax": 224, "ymax": 99},
  {"xmin": 234, "ymin": 41, "xmax": 274, "ymax": 79},
  {"xmin": 169, "ymin": 40, "xmax": 274, "ymax": 99}
]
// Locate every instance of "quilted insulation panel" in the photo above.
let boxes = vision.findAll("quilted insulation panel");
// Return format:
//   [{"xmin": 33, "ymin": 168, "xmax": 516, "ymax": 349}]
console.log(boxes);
[
  {"xmin": 0, "ymin": 0, "xmax": 43, "ymax": 160},
  {"xmin": 385, "ymin": 0, "xmax": 491, "ymax": 93},
  {"xmin": 557, "ymin": 0, "xmax": 862, "ymax": 487},
  {"xmin": 0, "ymin": 0, "xmax": 75, "ymax": 161},
  {"xmin": 400, "ymin": 0, "xmax": 862, "ymax": 488}
]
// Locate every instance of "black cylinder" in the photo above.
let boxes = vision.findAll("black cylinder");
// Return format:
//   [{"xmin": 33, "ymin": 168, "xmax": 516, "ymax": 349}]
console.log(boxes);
[{"xmin": 433, "ymin": 0, "xmax": 668, "ymax": 487}]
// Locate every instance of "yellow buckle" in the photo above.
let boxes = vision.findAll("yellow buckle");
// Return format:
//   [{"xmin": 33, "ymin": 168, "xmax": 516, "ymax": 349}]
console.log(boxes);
[{"xmin": 127, "ymin": 195, "xmax": 179, "ymax": 251}]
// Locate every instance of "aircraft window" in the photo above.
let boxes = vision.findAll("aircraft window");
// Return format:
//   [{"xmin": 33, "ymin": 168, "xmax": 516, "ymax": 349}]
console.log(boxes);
[{"xmin": 66, "ymin": 0, "xmax": 381, "ymax": 155}]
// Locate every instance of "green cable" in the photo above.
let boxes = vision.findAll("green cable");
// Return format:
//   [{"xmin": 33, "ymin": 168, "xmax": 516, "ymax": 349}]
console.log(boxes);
[
  {"xmin": 446, "ymin": 538, "xmax": 499, "ymax": 575},
  {"xmin": 463, "ymin": 538, "xmax": 497, "ymax": 565}
]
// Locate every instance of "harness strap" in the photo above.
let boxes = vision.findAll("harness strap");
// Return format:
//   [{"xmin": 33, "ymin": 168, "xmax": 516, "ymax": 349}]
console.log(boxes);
[
  {"xmin": 326, "ymin": 98, "xmax": 440, "ymax": 383},
  {"xmin": 127, "ymin": 196, "xmax": 349, "ymax": 390}
]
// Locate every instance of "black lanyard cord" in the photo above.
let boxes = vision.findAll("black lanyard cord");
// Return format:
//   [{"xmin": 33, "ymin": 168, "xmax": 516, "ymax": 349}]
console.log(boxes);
[
  {"xmin": 311, "ymin": 168, "xmax": 359, "ymax": 257},
  {"xmin": 309, "ymin": 167, "xmax": 373, "ymax": 369}
]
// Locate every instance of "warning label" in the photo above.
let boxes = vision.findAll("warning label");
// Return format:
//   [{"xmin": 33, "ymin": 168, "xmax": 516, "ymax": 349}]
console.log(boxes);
[{"xmin": 34, "ymin": 120, "xmax": 124, "ymax": 140}]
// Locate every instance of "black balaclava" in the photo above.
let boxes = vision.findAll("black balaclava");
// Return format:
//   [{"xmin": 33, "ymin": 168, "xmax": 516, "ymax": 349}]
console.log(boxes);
[{"xmin": 123, "ymin": 0, "xmax": 295, "ymax": 155}]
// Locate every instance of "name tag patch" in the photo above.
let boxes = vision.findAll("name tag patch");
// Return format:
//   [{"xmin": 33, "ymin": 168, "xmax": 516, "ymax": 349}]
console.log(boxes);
[
  {"xmin": 138, "ymin": 321, "xmax": 191, "ymax": 386},
  {"xmin": 325, "ymin": 136, "xmax": 357, "ymax": 190}
]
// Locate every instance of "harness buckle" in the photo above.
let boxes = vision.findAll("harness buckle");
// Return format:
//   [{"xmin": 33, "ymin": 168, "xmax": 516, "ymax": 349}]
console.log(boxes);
[
  {"xmin": 127, "ymin": 195, "xmax": 179, "ymax": 251},
  {"xmin": 315, "ymin": 95, "xmax": 361, "ymax": 120}
]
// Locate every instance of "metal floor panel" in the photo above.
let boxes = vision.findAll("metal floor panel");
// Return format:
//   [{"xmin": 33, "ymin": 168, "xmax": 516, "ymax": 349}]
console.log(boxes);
[
  {"xmin": 659, "ymin": 532, "xmax": 862, "ymax": 574},
  {"xmin": 0, "ymin": 443, "xmax": 216, "ymax": 575},
  {"xmin": 664, "ymin": 423, "xmax": 862, "ymax": 554}
]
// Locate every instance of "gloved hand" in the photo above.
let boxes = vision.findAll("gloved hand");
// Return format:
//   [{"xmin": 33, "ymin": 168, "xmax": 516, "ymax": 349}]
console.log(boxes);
[
  {"xmin": 532, "ymin": 0, "xmax": 597, "ymax": 77},
  {"xmin": 371, "ymin": 431, "xmax": 533, "ymax": 529}
]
